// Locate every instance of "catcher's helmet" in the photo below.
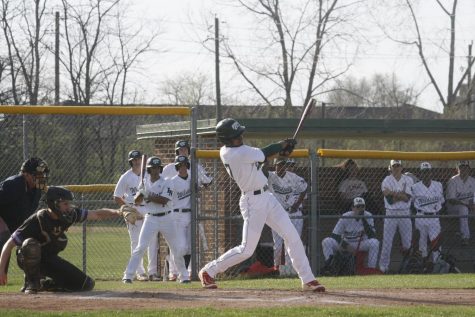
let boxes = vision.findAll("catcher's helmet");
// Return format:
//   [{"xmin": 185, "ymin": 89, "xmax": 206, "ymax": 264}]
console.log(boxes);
[
  {"xmin": 45, "ymin": 186, "xmax": 76, "ymax": 226},
  {"xmin": 146, "ymin": 156, "xmax": 162, "ymax": 168},
  {"xmin": 174, "ymin": 155, "xmax": 190, "ymax": 171},
  {"xmin": 216, "ymin": 118, "xmax": 245, "ymax": 144},
  {"xmin": 175, "ymin": 140, "xmax": 190, "ymax": 155}
]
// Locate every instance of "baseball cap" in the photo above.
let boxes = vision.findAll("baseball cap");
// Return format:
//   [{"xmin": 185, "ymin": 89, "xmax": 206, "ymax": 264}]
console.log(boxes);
[
  {"xmin": 390, "ymin": 159, "xmax": 402, "ymax": 166},
  {"xmin": 128, "ymin": 150, "xmax": 142, "ymax": 161},
  {"xmin": 457, "ymin": 160, "xmax": 470, "ymax": 167},
  {"xmin": 353, "ymin": 197, "xmax": 365, "ymax": 207},
  {"xmin": 420, "ymin": 162, "xmax": 432, "ymax": 170}
]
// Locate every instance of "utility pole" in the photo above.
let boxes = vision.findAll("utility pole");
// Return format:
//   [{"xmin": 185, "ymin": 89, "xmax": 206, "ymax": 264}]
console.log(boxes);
[
  {"xmin": 215, "ymin": 16, "xmax": 222, "ymax": 123},
  {"xmin": 55, "ymin": 11, "xmax": 60, "ymax": 105},
  {"xmin": 469, "ymin": 43, "xmax": 475, "ymax": 120}
]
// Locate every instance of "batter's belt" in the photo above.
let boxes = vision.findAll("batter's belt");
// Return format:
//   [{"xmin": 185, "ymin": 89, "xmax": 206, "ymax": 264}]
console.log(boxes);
[{"xmin": 243, "ymin": 185, "xmax": 269, "ymax": 196}]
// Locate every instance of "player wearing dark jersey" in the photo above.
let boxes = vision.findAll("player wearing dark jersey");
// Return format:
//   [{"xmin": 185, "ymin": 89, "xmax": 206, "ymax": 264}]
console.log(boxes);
[{"xmin": 0, "ymin": 186, "xmax": 122, "ymax": 294}]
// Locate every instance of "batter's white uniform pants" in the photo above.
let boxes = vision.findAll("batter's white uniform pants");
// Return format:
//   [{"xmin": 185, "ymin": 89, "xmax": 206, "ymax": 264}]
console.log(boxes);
[
  {"xmin": 272, "ymin": 210, "xmax": 303, "ymax": 266},
  {"xmin": 446, "ymin": 204, "xmax": 470, "ymax": 239},
  {"xmin": 415, "ymin": 215, "xmax": 441, "ymax": 262},
  {"xmin": 123, "ymin": 212, "xmax": 189, "ymax": 281},
  {"xmin": 128, "ymin": 219, "xmax": 159, "ymax": 276},
  {"xmin": 201, "ymin": 191, "xmax": 316, "ymax": 284},
  {"xmin": 321, "ymin": 237, "xmax": 380, "ymax": 268},
  {"xmin": 379, "ymin": 209, "xmax": 412, "ymax": 273},
  {"xmin": 168, "ymin": 210, "xmax": 191, "ymax": 277}
]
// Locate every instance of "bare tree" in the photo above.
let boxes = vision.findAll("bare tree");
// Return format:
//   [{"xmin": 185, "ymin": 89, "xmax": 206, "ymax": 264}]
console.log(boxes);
[
  {"xmin": 374, "ymin": 0, "xmax": 475, "ymax": 110},
  {"xmin": 215, "ymin": 0, "xmax": 360, "ymax": 116},
  {"xmin": 160, "ymin": 73, "xmax": 213, "ymax": 106}
]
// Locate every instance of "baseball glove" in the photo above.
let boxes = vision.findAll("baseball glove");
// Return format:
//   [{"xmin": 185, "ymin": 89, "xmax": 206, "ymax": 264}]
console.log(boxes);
[
  {"xmin": 120, "ymin": 205, "xmax": 143, "ymax": 225},
  {"xmin": 279, "ymin": 138, "xmax": 297, "ymax": 156}
]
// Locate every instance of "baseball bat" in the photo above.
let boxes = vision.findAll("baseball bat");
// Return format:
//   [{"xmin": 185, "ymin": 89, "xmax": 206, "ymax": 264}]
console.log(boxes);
[
  {"xmin": 139, "ymin": 154, "xmax": 147, "ymax": 187},
  {"xmin": 292, "ymin": 98, "xmax": 316, "ymax": 140}
]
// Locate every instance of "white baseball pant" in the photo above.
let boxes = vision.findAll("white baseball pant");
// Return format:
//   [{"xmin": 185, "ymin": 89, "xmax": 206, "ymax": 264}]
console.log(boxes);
[
  {"xmin": 379, "ymin": 209, "xmax": 412, "ymax": 273},
  {"xmin": 272, "ymin": 211, "xmax": 303, "ymax": 266},
  {"xmin": 168, "ymin": 211, "xmax": 191, "ymax": 277},
  {"xmin": 322, "ymin": 237, "xmax": 380, "ymax": 268},
  {"xmin": 123, "ymin": 213, "xmax": 189, "ymax": 281},
  {"xmin": 447, "ymin": 205, "xmax": 470, "ymax": 239},
  {"xmin": 415, "ymin": 216, "xmax": 441, "ymax": 262},
  {"xmin": 201, "ymin": 191, "xmax": 316, "ymax": 284}
]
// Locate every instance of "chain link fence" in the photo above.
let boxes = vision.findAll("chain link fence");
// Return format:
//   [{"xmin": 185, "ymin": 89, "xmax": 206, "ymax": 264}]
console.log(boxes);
[{"xmin": 2, "ymin": 108, "xmax": 475, "ymax": 284}]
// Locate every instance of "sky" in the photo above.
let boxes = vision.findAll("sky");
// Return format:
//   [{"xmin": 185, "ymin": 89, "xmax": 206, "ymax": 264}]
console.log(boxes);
[{"xmin": 129, "ymin": 0, "xmax": 475, "ymax": 113}]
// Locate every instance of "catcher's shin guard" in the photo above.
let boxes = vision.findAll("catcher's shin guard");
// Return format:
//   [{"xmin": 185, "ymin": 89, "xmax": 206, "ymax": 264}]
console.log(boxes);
[{"xmin": 17, "ymin": 238, "xmax": 42, "ymax": 293}]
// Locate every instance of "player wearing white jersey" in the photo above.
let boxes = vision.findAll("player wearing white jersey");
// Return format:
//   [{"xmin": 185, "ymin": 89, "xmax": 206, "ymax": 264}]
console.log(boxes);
[
  {"xmin": 122, "ymin": 156, "xmax": 189, "ymax": 283},
  {"xmin": 322, "ymin": 197, "xmax": 379, "ymax": 269},
  {"xmin": 411, "ymin": 162, "xmax": 444, "ymax": 262},
  {"xmin": 268, "ymin": 158, "xmax": 307, "ymax": 268},
  {"xmin": 198, "ymin": 118, "xmax": 325, "ymax": 292},
  {"xmin": 446, "ymin": 160, "xmax": 475, "ymax": 246},
  {"xmin": 167, "ymin": 155, "xmax": 212, "ymax": 280},
  {"xmin": 114, "ymin": 150, "xmax": 158, "ymax": 281},
  {"xmin": 379, "ymin": 159, "xmax": 414, "ymax": 273}
]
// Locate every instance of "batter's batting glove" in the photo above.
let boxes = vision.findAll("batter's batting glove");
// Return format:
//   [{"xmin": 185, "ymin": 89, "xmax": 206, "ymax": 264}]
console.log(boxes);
[{"xmin": 279, "ymin": 138, "xmax": 297, "ymax": 156}]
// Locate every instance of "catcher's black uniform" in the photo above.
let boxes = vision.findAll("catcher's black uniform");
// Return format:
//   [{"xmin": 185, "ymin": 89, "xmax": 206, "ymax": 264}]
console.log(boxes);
[{"xmin": 12, "ymin": 208, "xmax": 95, "ymax": 292}]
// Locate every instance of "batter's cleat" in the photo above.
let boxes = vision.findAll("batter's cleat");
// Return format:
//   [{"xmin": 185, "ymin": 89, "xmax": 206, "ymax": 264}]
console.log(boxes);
[
  {"xmin": 122, "ymin": 279, "xmax": 132, "ymax": 284},
  {"xmin": 136, "ymin": 273, "xmax": 148, "ymax": 281},
  {"xmin": 148, "ymin": 274, "xmax": 162, "ymax": 281},
  {"xmin": 303, "ymin": 280, "xmax": 325, "ymax": 293},
  {"xmin": 167, "ymin": 274, "xmax": 178, "ymax": 282},
  {"xmin": 198, "ymin": 270, "xmax": 217, "ymax": 289}
]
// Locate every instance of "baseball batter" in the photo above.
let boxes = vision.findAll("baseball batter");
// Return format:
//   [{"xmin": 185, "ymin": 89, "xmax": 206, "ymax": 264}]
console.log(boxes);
[
  {"xmin": 379, "ymin": 159, "xmax": 414, "ymax": 273},
  {"xmin": 411, "ymin": 162, "xmax": 444, "ymax": 262},
  {"xmin": 0, "ymin": 186, "xmax": 123, "ymax": 294},
  {"xmin": 322, "ymin": 197, "xmax": 379, "ymax": 269},
  {"xmin": 114, "ymin": 150, "xmax": 158, "ymax": 281},
  {"xmin": 446, "ymin": 160, "xmax": 475, "ymax": 246},
  {"xmin": 198, "ymin": 118, "xmax": 325, "ymax": 292},
  {"xmin": 268, "ymin": 158, "xmax": 307, "ymax": 268},
  {"xmin": 122, "ymin": 156, "xmax": 189, "ymax": 283},
  {"xmin": 167, "ymin": 155, "xmax": 212, "ymax": 280}
]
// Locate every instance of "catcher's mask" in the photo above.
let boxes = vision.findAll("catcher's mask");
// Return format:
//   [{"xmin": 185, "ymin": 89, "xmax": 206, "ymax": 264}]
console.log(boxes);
[
  {"xmin": 21, "ymin": 157, "xmax": 49, "ymax": 190},
  {"xmin": 146, "ymin": 156, "xmax": 163, "ymax": 174},
  {"xmin": 216, "ymin": 118, "xmax": 245, "ymax": 145},
  {"xmin": 128, "ymin": 150, "xmax": 142, "ymax": 167},
  {"xmin": 175, "ymin": 140, "xmax": 190, "ymax": 155},
  {"xmin": 45, "ymin": 186, "xmax": 76, "ymax": 226},
  {"xmin": 174, "ymin": 155, "xmax": 190, "ymax": 171}
]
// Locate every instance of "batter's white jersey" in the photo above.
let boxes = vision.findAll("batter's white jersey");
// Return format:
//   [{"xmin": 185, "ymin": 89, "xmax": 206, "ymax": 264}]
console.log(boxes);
[
  {"xmin": 338, "ymin": 179, "xmax": 368, "ymax": 200},
  {"xmin": 268, "ymin": 171, "xmax": 307, "ymax": 210},
  {"xmin": 332, "ymin": 211, "xmax": 375, "ymax": 243},
  {"xmin": 220, "ymin": 145, "xmax": 267, "ymax": 192},
  {"xmin": 446, "ymin": 175, "xmax": 475, "ymax": 205},
  {"xmin": 162, "ymin": 162, "xmax": 213, "ymax": 184},
  {"xmin": 381, "ymin": 174, "xmax": 413, "ymax": 210},
  {"xmin": 411, "ymin": 181, "xmax": 444, "ymax": 213}
]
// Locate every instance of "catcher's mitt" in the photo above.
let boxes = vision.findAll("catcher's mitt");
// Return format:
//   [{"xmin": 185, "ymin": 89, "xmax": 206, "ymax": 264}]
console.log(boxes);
[
  {"xmin": 120, "ymin": 205, "xmax": 143, "ymax": 225},
  {"xmin": 279, "ymin": 138, "xmax": 297, "ymax": 156}
]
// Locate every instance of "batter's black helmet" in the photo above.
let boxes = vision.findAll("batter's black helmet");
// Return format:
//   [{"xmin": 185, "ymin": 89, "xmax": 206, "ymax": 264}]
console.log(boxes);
[
  {"xmin": 174, "ymin": 155, "xmax": 190, "ymax": 171},
  {"xmin": 21, "ymin": 157, "xmax": 49, "ymax": 174},
  {"xmin": 45, "ymin": 186, "xmax": 76, "ymax": 226},
  {"xmin": 175, "ymin": 140, "xmax": 190, "ymax": 155},
  {"xmin": 216, "ymin": 118, "xmax": 245, "ymax": 144}
]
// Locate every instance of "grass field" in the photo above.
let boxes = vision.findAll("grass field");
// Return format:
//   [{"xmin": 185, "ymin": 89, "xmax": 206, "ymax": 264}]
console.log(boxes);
[{"xmin": 2, "ymin": 224, "xmax": 475, "ymax": 316}]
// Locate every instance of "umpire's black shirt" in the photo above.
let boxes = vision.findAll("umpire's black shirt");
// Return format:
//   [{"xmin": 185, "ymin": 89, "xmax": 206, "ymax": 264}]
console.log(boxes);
[{"xmin": 0, "ymin": 175, "xmax": 42, "ymax": 232}]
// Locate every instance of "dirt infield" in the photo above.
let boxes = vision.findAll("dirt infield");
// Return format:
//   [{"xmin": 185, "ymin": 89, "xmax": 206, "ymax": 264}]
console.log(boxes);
[{"xmin": 0, "ymin": 288, "xmax": 474, "ymax": 311}]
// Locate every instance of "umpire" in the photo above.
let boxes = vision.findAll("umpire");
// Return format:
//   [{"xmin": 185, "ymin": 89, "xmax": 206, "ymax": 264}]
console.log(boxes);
[
  {"xmin": 0, "ymin": 186, "xmax": 123, "ymax": 294},
  {"xmin": 0, "ymin": 158, "xmax": 49, "ymax": 252}
]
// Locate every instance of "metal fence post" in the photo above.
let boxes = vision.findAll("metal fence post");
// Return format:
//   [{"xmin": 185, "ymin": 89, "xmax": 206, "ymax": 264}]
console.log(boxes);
[
  {"xmin": 190, "ymin": 106, "xmax": 198, "ymax": 281},
  {"xmin": 81, "ymin": 192, "xmax": 87, "ymax": 274},
  {"xmin": 309, "ymin": 149, "xmax": 319, "ymax": 274}
]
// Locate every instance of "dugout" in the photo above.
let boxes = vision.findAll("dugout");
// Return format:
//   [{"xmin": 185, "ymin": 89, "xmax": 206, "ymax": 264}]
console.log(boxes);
[{"xmin": 137, "ymin": 117, "xmax": 475, "ymax": 275}]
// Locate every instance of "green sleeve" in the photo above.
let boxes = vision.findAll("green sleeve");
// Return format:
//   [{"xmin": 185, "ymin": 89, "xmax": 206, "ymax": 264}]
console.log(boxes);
[
  {"xmin": 260, "ymin": 143, "xmax": 282, "ymax": 158},
  {"xmin": 330, "ymin": 233, "xmax": 342, "ymax": 243}
]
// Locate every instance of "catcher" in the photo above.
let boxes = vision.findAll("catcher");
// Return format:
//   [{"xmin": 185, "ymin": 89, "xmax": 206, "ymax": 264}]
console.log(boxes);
[{"xmin": 0, "ymin": 186, "xmax": 138, "ymax": 294}]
